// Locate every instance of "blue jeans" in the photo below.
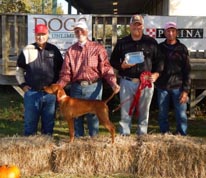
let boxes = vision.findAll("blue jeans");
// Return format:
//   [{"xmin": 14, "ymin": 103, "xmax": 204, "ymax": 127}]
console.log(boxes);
[
  {"xmin": 70, "ymin": 80, "xmax": 103, "ymax": 137},
  {"xmin": 157, "ymin": 88, "xmax": 188, "ymax": 135},
  {"xmin": 119, "ymin": 78, "xmax": 154, "ymax": 135},
  {"xmin": 24, "ymin": 89, "xmax": 56, "ymax": 136}
]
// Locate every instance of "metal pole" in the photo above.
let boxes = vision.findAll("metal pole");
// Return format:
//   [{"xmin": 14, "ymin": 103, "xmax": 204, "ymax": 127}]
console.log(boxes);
[
  {"xmin": 42, "ymin": 0, "xmax": 45, "ymax": 14},
  {"xmin": 67, "ymin": 0, "xmax": 71, "ymax": 14},
  {"xmin": 52, "ymin": 0, "xmax": 57, "ymax": 14}
]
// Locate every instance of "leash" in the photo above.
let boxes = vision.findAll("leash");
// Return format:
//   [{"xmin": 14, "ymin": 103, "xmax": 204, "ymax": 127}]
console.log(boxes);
[
  {"xmin": 129, "ymin": 71, "xmax": 152, "ymax": 117},
  {"xmin": 112, "ymin": 97, "xmax": 133, "ymax": 113}
]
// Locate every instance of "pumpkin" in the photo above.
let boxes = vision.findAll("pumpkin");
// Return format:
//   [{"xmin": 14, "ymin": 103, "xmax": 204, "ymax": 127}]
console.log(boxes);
[{"xmin": 0, "ymin": 165, "xmax": 20, "ymax": 178}]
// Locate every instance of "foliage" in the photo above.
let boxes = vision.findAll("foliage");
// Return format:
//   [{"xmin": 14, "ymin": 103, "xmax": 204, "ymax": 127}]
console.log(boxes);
[
  {"xmin": 0, "ymin": 0, "xmax": 64, "ymax": 14},
  {"xmin": 0, "ymin": 0, "xmax": 28, "ymax": 13},
  {"xmin": 117, "ymin": 25, "xmax": 130, "ymax": 38},
  {"xmin": 94, "ymin": 24, "xmax": 112, "ymax": 40},
  {"xmin": 94, "ymin": 24, "xmax": 130, "ymax": 42}
]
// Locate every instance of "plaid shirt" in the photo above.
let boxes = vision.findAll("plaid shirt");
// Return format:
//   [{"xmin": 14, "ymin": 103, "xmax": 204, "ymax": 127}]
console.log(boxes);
[{"xmin": 58, "ymin": 40, "xmax": 118, "ymax": 89}]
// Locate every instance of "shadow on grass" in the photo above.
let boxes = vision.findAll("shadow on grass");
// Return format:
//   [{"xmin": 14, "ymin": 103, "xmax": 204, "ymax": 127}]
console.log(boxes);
[
  {"xmin": 187, "ymin": 119, "xmax": 206, "ymax": 137},
  {"xmin": 0, "ymin": 119, "xmax": 24, "ymax": 137}
]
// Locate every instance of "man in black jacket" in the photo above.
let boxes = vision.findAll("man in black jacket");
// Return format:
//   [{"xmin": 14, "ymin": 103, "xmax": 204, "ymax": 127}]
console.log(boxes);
[
  {"xmin": 110, "ymin": 14, "xmax": 163, "ymax": 136},
  {"xmin": 156, "ymin": 21, "xmax": 191, "ymax": 135},
  {"xmin": 16, "ymin": 24, "xmax": 63, "ymax": 136}
]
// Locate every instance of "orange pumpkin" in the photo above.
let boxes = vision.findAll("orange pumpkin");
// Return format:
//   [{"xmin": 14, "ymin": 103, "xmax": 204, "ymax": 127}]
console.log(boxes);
[
  {"xmin": 0, "ymin": 165, "xmax": 8, "ymax": 178},
  {"xmin": 0, "ymin": 165, "xmax": 20, "ymax": 178}
]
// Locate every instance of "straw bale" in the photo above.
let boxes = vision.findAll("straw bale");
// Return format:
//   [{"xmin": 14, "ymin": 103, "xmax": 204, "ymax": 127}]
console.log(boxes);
[
  {"xmin": 0, "ymin": 135, "xmax": 55, "ymax": 176},
  {"xmin": 133, "ymin": 134, "xmax": 206, "ymax": 178},
  {"xmin": 0, "ymin": 134, "xmax": 206, "ymax": 177},
  {"xmin": 53, "ymin": 134, "xmax": 206, "ymax": 178},
  {"xmin": 52, "ymin": 135, "xmax": 138, "ymax": 175}
]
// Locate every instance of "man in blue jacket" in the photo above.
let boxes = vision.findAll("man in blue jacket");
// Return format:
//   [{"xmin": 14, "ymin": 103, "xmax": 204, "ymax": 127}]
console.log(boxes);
[{"xmin": 16, "ymin": 24, "xmax": 63, "ymax": 136}]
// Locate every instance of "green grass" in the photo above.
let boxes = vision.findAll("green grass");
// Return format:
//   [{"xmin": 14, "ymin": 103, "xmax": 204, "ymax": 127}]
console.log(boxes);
[{"xmin": 1, "ymin": 85, "xmax": 206, "ymax": 138}]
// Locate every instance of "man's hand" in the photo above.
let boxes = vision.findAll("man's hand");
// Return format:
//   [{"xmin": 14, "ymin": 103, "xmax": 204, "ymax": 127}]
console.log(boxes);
[
  {"xmin": 22, "ymin": 85, "xmax": 31, "ymax": 92},
  {"xmin": 180, "ymin": 91, "xmax": 188, "ymax": 104},
  {"xmin": 149, "ymin": 72, "xmax": 160, "ymax": 83},
  {"xmin": 121, "ymin": 59, "xmax": 136, "ymax": 70},
  {"xmin": 113, "ymin": 85, "xmax": 120, "ymax": 94}
]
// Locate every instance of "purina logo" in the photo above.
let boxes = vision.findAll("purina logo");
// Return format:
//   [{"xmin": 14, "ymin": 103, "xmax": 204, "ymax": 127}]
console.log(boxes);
[{"xmin": 146, "ymin": 28, "xmax": 203, "ymax": 39}]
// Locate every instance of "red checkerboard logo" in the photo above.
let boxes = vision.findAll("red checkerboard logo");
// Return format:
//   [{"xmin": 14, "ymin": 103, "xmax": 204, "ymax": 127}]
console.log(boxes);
[{"xmin": 146, "ymin": 28, "xmax": 156, "ymax": 38}]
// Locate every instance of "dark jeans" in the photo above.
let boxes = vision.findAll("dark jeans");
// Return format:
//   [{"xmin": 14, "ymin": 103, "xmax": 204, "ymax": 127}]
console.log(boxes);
[
  {"xmin": 24, "ymin": 89, "xmax": 56, "ymax": 136},
  {"xmin": 157, "ymin": 88, "xmax": 188, "ymax": 135}
]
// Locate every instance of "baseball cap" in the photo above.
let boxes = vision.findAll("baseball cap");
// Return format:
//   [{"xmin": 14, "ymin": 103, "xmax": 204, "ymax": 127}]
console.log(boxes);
[
  {"xmin": 73, "ymin": 21, "xmax": 88, "ymax": 30},
  {"xmin": 35, "ymin": 24, "xmax": 48, "ymax": 34},
  {"xmin": 164, "ymin": 21, "xmax": 177, "ymax": 30},
  {"xmin": 130, "ymin": 14, "xmax": 144, "ymax": 24}
]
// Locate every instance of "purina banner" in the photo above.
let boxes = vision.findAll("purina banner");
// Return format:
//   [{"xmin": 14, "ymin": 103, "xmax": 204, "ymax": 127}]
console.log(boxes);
[
  {"xmin": 28, "ymin": 14, "xmax": 92, "ymax": 57},
  {"xmin": 144, "ymin": 15, "xmax": 206, "ymax": 51}
]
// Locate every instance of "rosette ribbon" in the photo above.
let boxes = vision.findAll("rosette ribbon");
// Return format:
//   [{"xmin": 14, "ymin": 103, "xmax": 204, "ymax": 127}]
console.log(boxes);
[{"xmin": 128, "ymin": 71, "xmax": 152, "ymax": 117}]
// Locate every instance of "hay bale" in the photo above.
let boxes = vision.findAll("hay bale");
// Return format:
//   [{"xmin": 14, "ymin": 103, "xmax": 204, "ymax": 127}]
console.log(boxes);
[
  {"xmin": 0, "ymin": 134, "xmax": 206, "ymax": 177},
  {"xmin": 53, "ymin": 134, "xmax": 206, "ymax": 178},
  {"xmin": 0, "ymin": 135, "xmax": 55, "ymax": 176},
  {"xmin": 134, "ymin": 134, "xmax": 206, "ymax": 178},
  {"xmin": 53, "ymin": 136, "xmax": 138, "ymax": 176}
]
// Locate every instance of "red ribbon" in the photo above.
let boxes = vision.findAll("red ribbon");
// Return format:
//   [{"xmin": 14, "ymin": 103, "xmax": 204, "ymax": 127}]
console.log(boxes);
[{"xmin": 128, "ymin": 71, "xmax": 152, "ymax": 117}]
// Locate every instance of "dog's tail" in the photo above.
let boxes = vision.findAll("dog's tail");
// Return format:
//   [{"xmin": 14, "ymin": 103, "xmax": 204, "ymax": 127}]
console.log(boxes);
[{"xmin": 104, "ymin": 92, "xmax": 116, "ymax": 104}]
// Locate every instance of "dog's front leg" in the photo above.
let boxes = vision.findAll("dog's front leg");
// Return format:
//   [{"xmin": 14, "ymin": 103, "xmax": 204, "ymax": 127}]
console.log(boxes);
[{"xmin": 67, "ymin": 118, "xmax": 75, "ymax": 142}]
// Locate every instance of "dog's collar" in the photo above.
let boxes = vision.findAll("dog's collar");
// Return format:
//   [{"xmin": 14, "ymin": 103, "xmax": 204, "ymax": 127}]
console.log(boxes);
[{"xmin": 57, "ymin": 95, "xmax": 67, "ymax": 102}]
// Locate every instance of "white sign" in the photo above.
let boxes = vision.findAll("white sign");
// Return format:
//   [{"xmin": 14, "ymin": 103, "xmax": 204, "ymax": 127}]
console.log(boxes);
[
  {"xmin": 144, "ymin": 15, "xmax": 206, "ymax": 50},
  {"xmin": 28, "ymin": 15, "xmax": 92, "ymax": 56}
]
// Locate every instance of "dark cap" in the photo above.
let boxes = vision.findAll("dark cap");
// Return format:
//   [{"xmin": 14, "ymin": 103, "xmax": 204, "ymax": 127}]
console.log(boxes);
[{"xmin": 130, "ymin": 14, "xmax": 144, "ymax": 24}]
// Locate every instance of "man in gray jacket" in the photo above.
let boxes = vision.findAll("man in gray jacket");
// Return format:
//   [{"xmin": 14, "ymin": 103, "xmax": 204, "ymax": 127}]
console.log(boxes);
[{"xmin": 110, "ymin": 14, "xmax": 163, "ymax": 136}]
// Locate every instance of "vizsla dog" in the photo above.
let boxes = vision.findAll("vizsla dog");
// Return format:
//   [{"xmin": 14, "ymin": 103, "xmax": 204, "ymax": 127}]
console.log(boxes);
[{"xmin": 44, "ymin": 84, "xmax": 116, "ymax": 143}]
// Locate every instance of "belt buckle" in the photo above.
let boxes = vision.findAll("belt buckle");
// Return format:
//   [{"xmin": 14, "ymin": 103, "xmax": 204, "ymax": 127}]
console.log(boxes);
[
  {"xmin": 80, "ymin": 81, "xmax": 89, "ymax": 86},
  {"xmin": 131, "ymin": 78, "xmax": 139, "ymax": 83}
]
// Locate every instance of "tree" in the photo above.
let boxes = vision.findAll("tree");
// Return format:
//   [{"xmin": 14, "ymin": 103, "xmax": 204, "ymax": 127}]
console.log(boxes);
[
  {"xmin": 0, "ymin": 0, "xmax": 64, "ymax": 14},
  {"xmin": 0, "ymin": 0, "xmax": 28, "ymax": 13}
]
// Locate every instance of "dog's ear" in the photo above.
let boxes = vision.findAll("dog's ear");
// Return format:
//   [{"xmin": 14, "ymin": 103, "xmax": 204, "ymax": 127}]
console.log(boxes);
[
  {"xmin": 57, "ymin": 88, "xmax": 65, "ymax": 99},
  {"xmin": 43, "ymin": 85, "xmax": 53, "ymax": 94}
]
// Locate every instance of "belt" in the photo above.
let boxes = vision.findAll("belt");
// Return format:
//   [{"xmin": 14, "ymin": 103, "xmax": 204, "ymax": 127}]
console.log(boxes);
[
  {"xmin": 76, "ymin": 79, "xmax": 99, "ymax": 87},
  {"xmin": 121, "ymin": 76, "xmax": 140, "ymax": 83}
]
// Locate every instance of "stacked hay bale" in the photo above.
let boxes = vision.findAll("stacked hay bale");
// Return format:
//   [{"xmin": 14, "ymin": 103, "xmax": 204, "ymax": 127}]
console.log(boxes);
[{"xmin": 0, "ymin": 134, "xmax": 206, "ymax": 178}]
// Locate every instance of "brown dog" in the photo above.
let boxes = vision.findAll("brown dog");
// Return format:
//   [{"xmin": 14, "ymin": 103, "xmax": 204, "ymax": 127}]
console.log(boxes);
[{"xmin": 44, "ymin": 84, "xmax": 116, "ymax": 143}]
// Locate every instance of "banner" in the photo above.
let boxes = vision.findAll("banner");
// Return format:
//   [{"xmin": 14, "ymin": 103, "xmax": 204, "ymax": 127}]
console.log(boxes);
[
  {"xmin": 144, "ymin": 15, "xmax": 206, "ymax": 51},
  {"xmin": 28, "ymin": 14, "xmax": 92, "ymax": 56}
]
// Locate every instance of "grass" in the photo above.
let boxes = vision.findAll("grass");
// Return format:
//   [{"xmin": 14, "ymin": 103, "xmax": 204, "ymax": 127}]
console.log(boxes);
[{"xmin": 1, "ymin": 85, "xmax": 206, "ymax": 138}]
